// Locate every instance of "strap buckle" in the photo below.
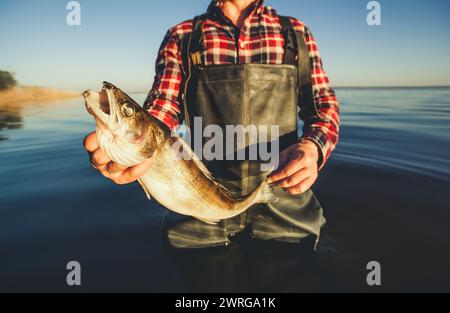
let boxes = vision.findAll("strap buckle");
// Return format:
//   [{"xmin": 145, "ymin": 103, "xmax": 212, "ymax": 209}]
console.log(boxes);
[{"xmin": 190, "ymin": 51, "xmax": 202, "ymax": 66}]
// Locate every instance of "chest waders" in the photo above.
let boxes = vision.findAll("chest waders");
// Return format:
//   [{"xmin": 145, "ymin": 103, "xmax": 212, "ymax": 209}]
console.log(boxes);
[{"xmin": 163, "ymin": 15, "xmax": 326, "ymax": 249}]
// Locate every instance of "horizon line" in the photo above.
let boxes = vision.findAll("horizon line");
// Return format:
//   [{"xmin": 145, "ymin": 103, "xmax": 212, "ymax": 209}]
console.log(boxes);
[
  {"xmin": 126, "ymin": 85, "xmax": 450, "ymax": 93},
  {"xmin": 14, "ymin": 84, "xmax": 450, "ymax": 94},
  {"xmin": 333, "ymin": 85, "xmax": 450, "ymax": 89}
]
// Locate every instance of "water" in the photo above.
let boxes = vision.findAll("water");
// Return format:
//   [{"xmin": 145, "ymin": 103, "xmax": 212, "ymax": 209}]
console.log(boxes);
[{"xmin": 0, "ymin": 88, "xmax": 449, "ymax": 292}]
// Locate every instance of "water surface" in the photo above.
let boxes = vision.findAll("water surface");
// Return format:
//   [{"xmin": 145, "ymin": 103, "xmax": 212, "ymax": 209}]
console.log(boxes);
[{"xmin": 0, "ymin": 88, "xmax": 449, "ymax": 292}]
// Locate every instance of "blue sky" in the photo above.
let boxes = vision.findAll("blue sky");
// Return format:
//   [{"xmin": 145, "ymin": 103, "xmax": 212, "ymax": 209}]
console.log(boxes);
[{"xmin": 0, "ymin": 0, "xmax": 449, "ymax": 91}]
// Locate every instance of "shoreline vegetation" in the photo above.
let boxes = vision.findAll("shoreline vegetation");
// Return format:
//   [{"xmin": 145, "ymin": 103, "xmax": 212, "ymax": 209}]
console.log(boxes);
[{"xmin": 0, "ymin": 86, "xmax": 79, "ymax": 105}]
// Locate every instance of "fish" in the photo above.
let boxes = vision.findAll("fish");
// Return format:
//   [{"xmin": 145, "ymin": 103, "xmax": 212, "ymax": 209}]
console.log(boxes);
[{"xmin": 83, "ymin": 82, "xmax": 277, "ymax": 224}]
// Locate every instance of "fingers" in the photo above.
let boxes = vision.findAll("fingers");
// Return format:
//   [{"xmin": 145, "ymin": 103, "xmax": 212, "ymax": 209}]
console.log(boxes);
[
  {"xmin": 83, "ymin": 132, "xmax": 98, "ymax": 153},
  {"xmin": 266, "ymin": 142, "xmax": 319, "ymax": 195},
  {"xmin": 84, "ymin": 132, "xmax": 111, "ymax": 175},
  {"xmin": 276, "ymin": 168, "xmax": 309, "ymax": 188},
  {"xmin": 106, "ymin": 161, "xmax": 128, "ymax": 174},
  {"xmin": 124, "ymin": 157, "xmax": 154, "ymax": 178},
  {"xmin": 267, "ymin": 156, "xmax": 305, "ymax": 184},
  {"xmin": 91, "ymin": 148, "xmax": 111, "ymax": 168},
  {"xmin": 115, "ymin": 157, "xmax": 154, "ymax": 184},
  {"xmin": 104, "ymin": 157, "xmax": 155, "ymax": 185},
  {"xmin": 101, "ymin": 162, "xmax": 130, "ymax": 184},
  {"xmin": 83, "ymin": 131, "xmax": 129, "ymax": 183},
  {"xmin": 270, "ymin": 161, "xmax": 317, "ymax": 195},
  {"xmin": 284, "ymin": 176, "xmax": 317, "ymax": 195},
  {"xmin": 84, "ymin": 129, "xmax": 155, "ymax": 185}
]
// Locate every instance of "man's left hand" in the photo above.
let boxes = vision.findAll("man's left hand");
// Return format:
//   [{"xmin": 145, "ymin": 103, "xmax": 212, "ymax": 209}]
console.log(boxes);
[{"xmin": 267, "ymin": 140, "xmax": 320, "ymax": 195}]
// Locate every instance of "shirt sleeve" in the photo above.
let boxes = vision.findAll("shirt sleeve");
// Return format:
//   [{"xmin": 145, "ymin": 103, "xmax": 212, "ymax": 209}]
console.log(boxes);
[
  {"xmin": 291, "ymin": 19, "xmax": 341, "ymax": 169},
  {"xmin": 143, "ymin": 26, "xmax": 186, "ymax": 131}
]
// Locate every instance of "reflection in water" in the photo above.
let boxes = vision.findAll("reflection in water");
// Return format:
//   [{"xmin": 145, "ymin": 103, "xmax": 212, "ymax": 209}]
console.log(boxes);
[
  {"xmin": 0, "ymin": 105, "xmax": 23, "ymax": 141},
  {"xmin": 0, "ymin": 89, "xmax": 449, "ymax": 292}
]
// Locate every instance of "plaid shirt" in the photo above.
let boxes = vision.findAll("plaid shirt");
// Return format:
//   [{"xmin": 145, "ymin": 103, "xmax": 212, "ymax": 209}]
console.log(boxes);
[{"xmin": 144, "ymin": 0, "xmax": 340, "ymax": 167}]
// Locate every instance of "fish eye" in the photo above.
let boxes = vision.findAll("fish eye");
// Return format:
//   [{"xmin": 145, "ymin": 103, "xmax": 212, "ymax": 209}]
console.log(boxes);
[{"xmin": 121, "ymin": 104, "xmax": 135, "ymax": 117}]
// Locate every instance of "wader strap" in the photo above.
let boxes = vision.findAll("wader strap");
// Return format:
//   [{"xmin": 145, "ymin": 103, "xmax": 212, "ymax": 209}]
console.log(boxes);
[
  {"xmin": 181, "ymin": 15, "xmax": 206, "ymax": 129},
  {"xmin": 279, "ymin": 16, "xmax": 297, "ymax": 66},
  {"xmin": 279, "ymin": 16, "xmax": 317, "ymax": 117},
  {"xmin": 181, "ymin": 15, "xmax": 319, "ymax": 128}
]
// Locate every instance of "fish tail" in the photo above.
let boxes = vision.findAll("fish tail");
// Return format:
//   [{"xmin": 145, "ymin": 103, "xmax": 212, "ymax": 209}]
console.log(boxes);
[{"xmin": 255, "ymin": 181, "xmax": 278, "ymax": 204}]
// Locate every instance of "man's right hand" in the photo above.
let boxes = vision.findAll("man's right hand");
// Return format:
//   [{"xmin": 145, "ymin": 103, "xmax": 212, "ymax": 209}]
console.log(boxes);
[{"xmin": 83, "ymin": 132, "xmax": 154, "ymax": 185}]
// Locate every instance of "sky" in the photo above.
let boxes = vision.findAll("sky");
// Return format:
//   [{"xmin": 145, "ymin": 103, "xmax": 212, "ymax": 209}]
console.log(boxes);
[{"xmin": 0, "ymin": 0, "xmax": 449, "ymax": 91}]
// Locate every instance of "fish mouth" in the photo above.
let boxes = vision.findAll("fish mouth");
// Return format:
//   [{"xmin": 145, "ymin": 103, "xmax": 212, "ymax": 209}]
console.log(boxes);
[{"xmin": 83, "ymin": 82, "xmax": 120, "ymax": 129}]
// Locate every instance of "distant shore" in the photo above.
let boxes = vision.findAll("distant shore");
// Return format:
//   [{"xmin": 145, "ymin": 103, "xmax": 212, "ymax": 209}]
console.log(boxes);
[{"xmin": 0, "ymin": 86, "xmax": 79, "ymax": 105}]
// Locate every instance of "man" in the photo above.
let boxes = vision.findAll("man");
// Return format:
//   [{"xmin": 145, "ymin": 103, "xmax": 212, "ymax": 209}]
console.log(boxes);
[{"xmin": 84, "ymin": 0, "xmax": 339, "ymax": 250}]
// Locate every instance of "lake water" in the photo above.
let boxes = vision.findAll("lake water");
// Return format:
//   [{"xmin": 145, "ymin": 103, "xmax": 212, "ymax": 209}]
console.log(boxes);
[{"xmin": 0, "ymin": 88, "xmax": 449, "ymax": 292}]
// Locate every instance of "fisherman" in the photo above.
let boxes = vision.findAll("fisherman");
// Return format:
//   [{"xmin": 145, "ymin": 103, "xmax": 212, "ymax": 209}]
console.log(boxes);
[{"xmin": 83, "ymin": 0, "xmax": 340, "ymax": 251}]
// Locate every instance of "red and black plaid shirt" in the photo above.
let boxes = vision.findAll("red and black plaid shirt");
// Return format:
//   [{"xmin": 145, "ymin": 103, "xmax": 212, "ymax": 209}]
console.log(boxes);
[{"xmin": 144, "ymin": 0, "xmax": 340, "ymax": 167}]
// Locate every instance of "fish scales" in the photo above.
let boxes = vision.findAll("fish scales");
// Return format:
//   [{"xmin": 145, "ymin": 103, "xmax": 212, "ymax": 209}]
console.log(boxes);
[{"xmin": 83, "ymin": 82, "xmax": 277, "ymax": 224}]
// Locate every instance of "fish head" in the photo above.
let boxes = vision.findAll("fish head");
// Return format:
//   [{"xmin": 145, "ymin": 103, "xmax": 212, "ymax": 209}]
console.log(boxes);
[{"xmin": 83, "ymin": 82, "xmax": 162, "ymax": 166}]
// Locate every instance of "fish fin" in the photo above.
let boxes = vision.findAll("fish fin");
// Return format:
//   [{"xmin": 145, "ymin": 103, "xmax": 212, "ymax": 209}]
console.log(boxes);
[
  {"xmin": 256, "ymin": 181, "xmax": 279, "ymax": 204},
  {"xmin": 137, "ymin": 178, "xmax": 152, "ymax": 200},
  {"xmin": 194, "ymin": 216, "xmax": 221, "ymax": 225},
  {"xmin": 177, "ymin": 138, "xmax": 236, "ymax": 198},
  {"xmin": 176, "ymin": 139, "xmax": 214, "ymax": 180},
  {"xmin": 180, "ymin": 140, "xmax": 236, "ymax": 196},
  {"xmin": 191, "ymin": 153, "xmax": 214, "ymax": 181},
  {"xmin": 191, "ymin": 153, "xmax": 237, "ymax": 198}
]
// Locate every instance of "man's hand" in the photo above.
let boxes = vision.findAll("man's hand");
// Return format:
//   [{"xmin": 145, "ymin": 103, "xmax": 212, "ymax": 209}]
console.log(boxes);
[
  {"xmin": 83, "ymin": 132, "xmax": 154, "ymax": 185},
  {"xmin": 267, "ymin": 140, "xmax": 320, "ymax": 195}
]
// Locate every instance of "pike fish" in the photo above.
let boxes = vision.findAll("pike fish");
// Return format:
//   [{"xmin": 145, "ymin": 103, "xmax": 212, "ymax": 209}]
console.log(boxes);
[{"xmin": 83, "ymin": 82, "xmax": 276, "ymax": 224}]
